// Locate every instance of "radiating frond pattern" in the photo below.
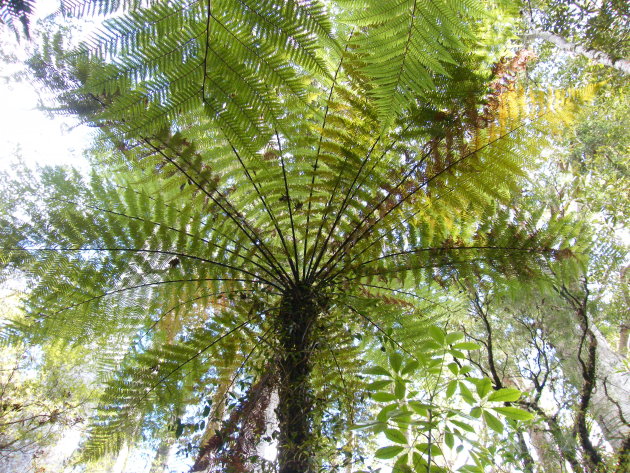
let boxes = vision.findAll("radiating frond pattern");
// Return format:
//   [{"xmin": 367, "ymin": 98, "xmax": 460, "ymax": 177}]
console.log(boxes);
[
  {"xmin": 71, "ymin": 0, "xmax": 336, "ymax": 149},
  {"xmin": 0, "ymin": 2, "xmax": 596, "ymax": 469}
]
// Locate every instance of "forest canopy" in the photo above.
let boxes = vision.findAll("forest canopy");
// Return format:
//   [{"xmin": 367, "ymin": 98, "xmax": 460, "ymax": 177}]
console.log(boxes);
[{"xmin": 0, "ymin": 1, "xmax": 628, "ymax": 473}]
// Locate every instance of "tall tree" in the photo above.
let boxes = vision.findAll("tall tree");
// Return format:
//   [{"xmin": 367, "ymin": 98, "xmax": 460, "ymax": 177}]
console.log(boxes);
[{"xmin": 0, "ymin": 1, "xmax": 611, "ymax": 471}]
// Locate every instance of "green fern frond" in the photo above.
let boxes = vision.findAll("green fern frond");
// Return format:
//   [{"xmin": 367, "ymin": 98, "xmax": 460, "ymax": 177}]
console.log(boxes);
[{"xmin": 339, "ymin": 0, "xmax": 485, "ymax": 127}]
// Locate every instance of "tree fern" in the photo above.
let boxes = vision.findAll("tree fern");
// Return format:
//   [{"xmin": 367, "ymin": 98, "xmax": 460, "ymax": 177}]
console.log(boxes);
[{"xmin": 0, "ymin": 2, "xmax": 598, "ymax": 471}]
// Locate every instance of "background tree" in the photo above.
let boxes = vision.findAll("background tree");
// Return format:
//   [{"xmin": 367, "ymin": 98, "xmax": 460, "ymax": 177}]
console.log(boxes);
[
  {"xmin": 522, "ymin": 0, "xmax": 630, "ymax": 74},
  {"xmin": 0, "ymin": 292, "xmax": 93, "ymax": 473}
]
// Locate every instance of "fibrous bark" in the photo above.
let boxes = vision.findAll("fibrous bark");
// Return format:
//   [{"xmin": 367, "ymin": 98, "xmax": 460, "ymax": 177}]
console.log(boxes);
[
  {"xmin": 529, "ymin": 427, "xmax": 563, "ymax": 473},
  {"xmin": 149, "ymin": 437, "xmax": 174, "ymax": 473},
  {"xmin": 275, "ymin": 285, "xmax": 322, "ymax": 473},
  {"xmin": 192, "ymin": 369, "xmax": 277, "ymax": 472}
]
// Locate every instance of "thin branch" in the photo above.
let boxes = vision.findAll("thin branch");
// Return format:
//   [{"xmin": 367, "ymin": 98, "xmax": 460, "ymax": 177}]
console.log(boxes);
[
  {"xmin": 524, "ymin": 30, "xmax": 630, "ymax": 74},
  {"xmin": 143, "ymin": 138, "xmax": 292, "ymax": 286},
  {"xmin": 303, "ymin": 30, "xmax": 353, "ymax": 280},
  {"xmin": 227, "ymin": 142, "xmax": 299, "ymax": 282},
  {"xmin": 9, "ymin": 247, "xmax": 283, "ymax": 292},
  {"xmin": 35, "ymin": 276, "xmax": 259, "ymax": 320}
]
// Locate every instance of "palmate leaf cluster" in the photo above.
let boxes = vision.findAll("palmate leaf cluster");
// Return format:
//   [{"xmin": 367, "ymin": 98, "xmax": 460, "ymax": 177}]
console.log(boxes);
[{"xmin": 0, "ymin": 0, "xmax": 594, "ymax": 470}]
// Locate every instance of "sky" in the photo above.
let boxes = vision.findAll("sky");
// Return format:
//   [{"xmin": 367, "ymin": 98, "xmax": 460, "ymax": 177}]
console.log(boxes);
[
  {"xmin": 0, "ymin": 4, "xmax": 93, "ymax": 175},
  {"xmin": 0, "ymin": 75, "xmax": 92, "ymax": 173}
]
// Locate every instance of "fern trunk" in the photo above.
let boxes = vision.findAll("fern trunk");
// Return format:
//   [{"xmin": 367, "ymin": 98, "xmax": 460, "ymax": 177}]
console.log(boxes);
[{"xmin": 275, "ymin": 285, "xmax": 320, "ymax": 473}]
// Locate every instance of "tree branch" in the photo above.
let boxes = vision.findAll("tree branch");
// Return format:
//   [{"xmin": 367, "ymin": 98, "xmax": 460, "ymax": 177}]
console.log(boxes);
[{"xmin": 524, "ymin": 31, "xmax": 630, "ymax": 75}]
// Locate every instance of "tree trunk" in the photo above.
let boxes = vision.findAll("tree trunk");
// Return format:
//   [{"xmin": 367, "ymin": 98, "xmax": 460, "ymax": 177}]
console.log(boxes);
[
  {"xmin": 616, "ymin": 436, "xmax": 630, "ymax": 473},
  {"xmin": 524, "ymin": 402, "xmax": 584, "ymax": 473},
  {"xmin": 149, "ymin": 437, "xmax": 174, "ymax": 473},
  {"xmin": 529, "ymin": 427, "xmax": 563, "ymax": 473},
  {"xmin": 550, "ymin": 308, "xmax": 630, "ymax": 453},
  {"xmin": 523, "ymin": 31, "xmax": 630, "ymax": 74},
  {"xmin": 588, "ymin": 325, "xmax": 630, "ymax": 452},
  {"xmin": 516, "ymin": 430, "xmax": 535, "ymax": 473},
  {"xmin": 275, "ymin": 285, "xmax": 320, "ymax": 473},
  {"xmin": 111, "ymin": 441, "xmax": 130, "ymax": 473},
  {"xmin": 572, "ymin": 312, "xmax": 602, "ymax": 471},
  {"xmin": 620, "ymin": 324, "xmax": 629, "ymax": 358}
]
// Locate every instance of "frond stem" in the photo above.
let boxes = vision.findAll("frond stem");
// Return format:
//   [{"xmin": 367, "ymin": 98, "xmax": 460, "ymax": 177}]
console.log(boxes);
[
  {"xmin": 37, "ymin": 277, "xmax": 263, "ymax": 320},
  {"xmin": 11, "ymin": 247, "xmax": 283, "ymax": 291},
  {"xmin": 276, "ymin": 130, "xmax": 300, "ymax": 277},
  {"xmin": 318, "ymin": 114, "xmax": 546, "ymax": 283},
  {"xmin": 144, "ymin": 138, "xmax": 293, "ymax": 287},
  {"xmin": 302, "ymin": 29, "xmax": 352, "ymax": 280},
  {"xmin": 228, "ymin": 142, "xmax": 299, "ymax": 283}
]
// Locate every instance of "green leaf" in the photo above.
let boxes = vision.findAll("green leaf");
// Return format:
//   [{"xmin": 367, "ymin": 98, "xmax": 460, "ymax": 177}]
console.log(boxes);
[
  {"xmin": 365, "ymin": 366, "xmax": 391, "ymax": 377},
  {"xmin": 394, "ymin": 379, "xmax": 406, "ymax": 399},
  {"xmin": 377, "ymin": 404, "xmax": 399, "ymax": 422},
  {"xmin": 459, "ymin": 465, "xmax": 484, "ymax": 473},
  {"xmin": 487, "ymin": 388, "xmax": 522, "ymax": 403},
  {"xmin": 447, "ymin": 362, "xmax": 459, "ymax": 376},
  {"xmin": 389, "ymin": 352, "xmax": 404, "ymax": 372},
  {"xmin": 473, "ymin": 378, "xmax": 492, "ymax": 399},
  {"xmin": 366, "ymin": 380, "xmax": 393, "ymax": 391},
  {"xmin": 452, "ymin": 342, "xmax": 481, "ymax": 351},
  {"xmin": 470, "ymin": 407, "xmax": 482, "ymax": 418},
  {"xmin": 423, "ymin": 340, "xmax": 443, "ymax": 351},
  {"xmin": 416, "ymin": 443, "xmax": 442, "ymax": 456},
  {"xmin": 482, "ymin": 410, "xmax": 504, "ymax": 433},
  {"xmin": 459, "ymin": 382, "xmax": 475, "ymax": 404},
  {"xmin": 408, "ymin": 401, "xmax": 431, "ymax": 416},
  {"xmin": 372, "ymin": 392, "xmax": 397, "ymax": 402},
  {"xmin": 393, "ymin": 453, "xmax": 412, "ymax": 472},
  {"xmin": 401, "ymin": 360, "xmax": 419, "ymax": 375},
  {"xmin": 384, "ymin": 428, "xmax": 407, "ymax": 444},
  {"xmin": 449, "ymin": 349, "xmax": 466, "ymax": 359},
  {"xmin": 412, "ymin": 451, "xmax": 427, "ymax": 469},
  {"xmin": 390, "ymin": 410, "xmax": 413, "ymax": 424},
  {"xmin": 445, "ymin": 332, "xmax": 464, "ymax": 344},
  {"xmin": 492, "ymin": 407, "xmax": 534, "ymax": 421},
  {"xmin": 450, "ymin": 419, "xmax": 475, "ymax": 433},
  {"xmin": 350, "ymin": 421, "xmax": 385, "ymax": 431},
  {"xmin": 445, "ymin": 431, "xmax": 455, "ymax": 449},
  {"xmin": 445, "ymin": 380, "xmax": 457, "ymax": 399},
  {"xmin": 374, "ymin": 445, "xmax": 404, "ymax": 459},
  {"xmin": 428, "ymin": 326, "xmax": 446, "ymax": 344}
]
